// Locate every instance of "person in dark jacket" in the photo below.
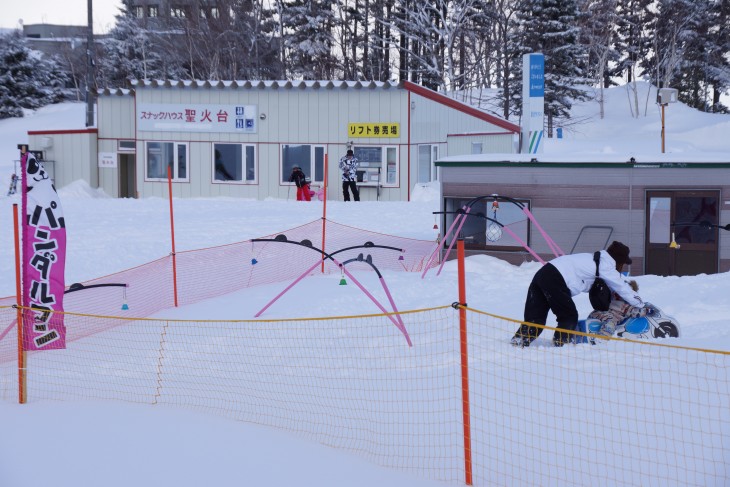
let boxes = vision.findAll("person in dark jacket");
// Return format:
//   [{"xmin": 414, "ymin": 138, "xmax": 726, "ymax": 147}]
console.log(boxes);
[
  {"xmin": 289, "ymin": 165, "xmax": 311, "ymax": 201},
  {"xmin": 512, "ymin": 241, "xmax": 649, "ymax": 347}
]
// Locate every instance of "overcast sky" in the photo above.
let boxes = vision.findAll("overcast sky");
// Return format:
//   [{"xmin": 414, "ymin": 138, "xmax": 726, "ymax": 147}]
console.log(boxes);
[{"xmin": 0, "ymin": 0, "xmax": 123, "ymax": 33}]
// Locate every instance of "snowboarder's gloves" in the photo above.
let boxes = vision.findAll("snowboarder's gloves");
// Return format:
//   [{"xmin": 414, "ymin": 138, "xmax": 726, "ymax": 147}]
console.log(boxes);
[
  {"xmin": 629, "ymin": 306, "xmax": 650, "ymax": 318},
  {"xmin": 599, "ymin": 320, "xmax": 616, "ymax": 337}
]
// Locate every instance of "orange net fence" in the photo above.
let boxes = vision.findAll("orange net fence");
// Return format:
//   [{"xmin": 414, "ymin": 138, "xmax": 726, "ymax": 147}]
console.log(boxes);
[
  {"xmin": 0, "ymin": 305, "xmax": 728, "ymax": 486},
  {"xmin": 0, "ymin": 218, "xmax": 438, "ymax": 362}
]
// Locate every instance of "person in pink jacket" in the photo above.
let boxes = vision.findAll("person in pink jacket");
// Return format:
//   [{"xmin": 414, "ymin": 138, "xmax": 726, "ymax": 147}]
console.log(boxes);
[{"xmin": 512, "ymin": 241, "xmax": 649, "ymax": 347}]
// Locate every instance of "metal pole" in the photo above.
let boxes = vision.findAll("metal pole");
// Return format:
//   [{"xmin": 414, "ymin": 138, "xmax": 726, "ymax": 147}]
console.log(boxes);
[
  {"xmin": 661, "ymin": 104, "xmax": 666, "ymax": 153},
  {"xmin": 85, "ymin": 0, "xmax": 95, "ymax": 127}
]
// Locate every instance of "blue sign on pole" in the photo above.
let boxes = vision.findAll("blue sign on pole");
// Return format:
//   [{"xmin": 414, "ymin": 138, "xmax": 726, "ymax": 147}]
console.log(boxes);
[{"xmin": 529, "ymin": 54, "xmax": 545, "ymax": 98}]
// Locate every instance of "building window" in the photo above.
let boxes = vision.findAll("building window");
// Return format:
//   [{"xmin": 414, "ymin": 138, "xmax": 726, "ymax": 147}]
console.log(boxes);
[
  {"xmin": 146, "ymin": 142, "xmax": 188, "ymax": 181},
  {"xmin": 133, "ymin": 6, "xmax": 144, "ymax": 17},
  {"xmin": 210, "ymin": 7, "xmax": 220, "ymax": 18},
  {"xmin": 417, "ymin": 144, "xmax": 438, "ymax": 183},
  {"xmin": 471, "ymin": 142, "xmax": 483, "ymax": 154},
  {"xmin": 148, "ymin": 5, "xmax": 158, "ymax": 17},
  {"xmin": 353, "ymin": 146, "xmax": 398, "ymax": 186},
  {"xmin": 442, "ymin": 197, "xmax": 531, "ymax": 251},
  {"xmin": 281, "ymin": 145, "xmax": 325, "ymax": 184},
  {"xmin": 170, "ymin": 6, "xmax": 186, "ymax": 18},
  {"xmin": 118, "ymin": 140, "xmax": 136, "ymax": 152},
  {"xmin": 213, "ymin": 144, "xmax": 256, "ymax": 183}
]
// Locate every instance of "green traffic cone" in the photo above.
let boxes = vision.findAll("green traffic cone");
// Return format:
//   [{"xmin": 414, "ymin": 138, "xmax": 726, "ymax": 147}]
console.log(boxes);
[{"xmin": 339, "ymin": 277, "xmax": 347, "ymax": 285}]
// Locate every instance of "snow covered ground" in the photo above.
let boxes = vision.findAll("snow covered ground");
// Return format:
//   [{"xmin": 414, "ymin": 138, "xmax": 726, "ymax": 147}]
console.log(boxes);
[{"xmin": 1, "ymin": 83, "xmax": 729, "ymax": 486}]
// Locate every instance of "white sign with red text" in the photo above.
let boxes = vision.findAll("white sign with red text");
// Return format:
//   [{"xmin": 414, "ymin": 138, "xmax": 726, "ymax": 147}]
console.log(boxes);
[{"xmin": 137, "ymin": 103, "xmax": 258, "ymax": 133}]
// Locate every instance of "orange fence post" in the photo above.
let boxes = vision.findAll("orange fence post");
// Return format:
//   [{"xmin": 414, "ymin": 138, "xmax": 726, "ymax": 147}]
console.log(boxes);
[
  {"xmin": 167, "ymin": 166, "xmax": 179, "ymax": 307},
  {"xmin": 13, "ymin": 204, "xmax": 26, "ymax": 404},
  {"xmin": 457, "ymin": 238, "xmax": 473, "ymax": 485},
  {"xmin": 321, "ymin": 153, "xmax": 328, "ymax": 274}
]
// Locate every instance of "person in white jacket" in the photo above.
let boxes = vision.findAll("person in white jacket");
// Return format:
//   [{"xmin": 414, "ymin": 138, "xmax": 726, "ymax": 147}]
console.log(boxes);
[{"xmin": 512, "ymin": 241, "xmax": 648, "ymax": 347}]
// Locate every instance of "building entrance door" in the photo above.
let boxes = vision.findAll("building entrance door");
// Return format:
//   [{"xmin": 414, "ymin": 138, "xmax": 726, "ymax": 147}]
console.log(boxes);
[
  {"xmin": 119, "ymin": 154, "xmax": 136, "ymax": 198},
  {"xmin": 645, "ymin": 190, "xmax": 719, "ymax": 276}
]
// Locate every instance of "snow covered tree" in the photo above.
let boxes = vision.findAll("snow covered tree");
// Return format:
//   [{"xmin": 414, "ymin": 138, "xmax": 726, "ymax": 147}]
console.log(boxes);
[
  {"xmin": 0, "ymin": 31, "xmax": 68, "ymax": 119},
  {"xmin": 386, "ymin": 0, "xmax": 485, "ymax": 91},
  {"xmin": 98, "ymin": 11, "xmax": 167, "ymax": 86},
  {"xmin": 509, "ymin": 0, "xmax": 591, "ymax": 130},
  {"xmin": 280, "ymin": 0, "xmax": 339, "ymax": 79},
  {"xmin": 649, "ymin": 0, "xmax": 729, "ymax": 113},
  {"xmin": 577, "ymin": 0, "xmax": 621, "ymax": 118}
]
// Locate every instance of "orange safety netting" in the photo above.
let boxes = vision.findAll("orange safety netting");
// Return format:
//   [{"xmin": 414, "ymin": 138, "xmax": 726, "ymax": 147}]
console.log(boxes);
[{"xmin": 0, "ymin": 219, "xmax": 438, "ymax": 363}]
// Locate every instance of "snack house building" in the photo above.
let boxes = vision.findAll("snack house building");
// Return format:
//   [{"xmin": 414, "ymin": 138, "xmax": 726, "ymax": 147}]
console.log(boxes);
[{"xmin": 28, "ymin": 80, "xmax": 520, "ymax": 202}]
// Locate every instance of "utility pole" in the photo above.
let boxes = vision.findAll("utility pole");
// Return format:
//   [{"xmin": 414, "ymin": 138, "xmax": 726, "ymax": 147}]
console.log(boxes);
[{"xmin": 85, "ymin": 0, "xmax": 95, "ymax": 127}]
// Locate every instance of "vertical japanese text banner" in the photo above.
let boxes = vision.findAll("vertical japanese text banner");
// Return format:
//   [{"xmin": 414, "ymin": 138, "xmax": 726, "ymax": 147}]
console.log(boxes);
[{"xmin": 21, "ymin": 151, "xmax": 67, "ymax": 350}]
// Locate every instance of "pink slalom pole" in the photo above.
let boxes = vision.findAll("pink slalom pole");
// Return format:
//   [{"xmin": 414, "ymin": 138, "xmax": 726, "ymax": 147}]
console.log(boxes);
[
  {"xmin": 522, "ymin": 207, "xmax": 564, "ymax": 257},
  {"xmin": 435, "ymin": 207, "xmax": 472, "ymax": 277},
  {"xmin": 254, "ymin": 259, "xmax": 323, "ymax": 317},
  {"xmin": 379, "ymin": 277, "xmax": 411, "ymax": 347},
  {"xmin": 339, "ymin": 265, "xmax": 409, "ymax": 345},
  {"xmin": 421, "ymin": 207, "xmax": 470, "ymax": 279},
  {"xmin": 501, "ymin": 225, "xmax": 546, "ymax": 264}
]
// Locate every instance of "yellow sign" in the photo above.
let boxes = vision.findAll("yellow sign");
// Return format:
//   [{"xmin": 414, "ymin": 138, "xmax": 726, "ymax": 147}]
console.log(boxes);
[{"xmin": 348, "ymin": 123, "xmax": 400, "ymax": 138}]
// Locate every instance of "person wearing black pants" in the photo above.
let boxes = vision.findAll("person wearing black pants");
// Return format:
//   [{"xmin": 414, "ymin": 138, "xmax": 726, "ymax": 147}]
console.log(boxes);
[
  {"xmin": 339, "ymin": 149, "xmax": 360, "ymax": 201},
  {"xmin": 512, "ymin": 241, "xmax": 646, "ymax": 347}
]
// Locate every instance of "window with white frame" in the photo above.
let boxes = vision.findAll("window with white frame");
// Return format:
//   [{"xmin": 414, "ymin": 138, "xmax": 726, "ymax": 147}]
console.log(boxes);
[
  {"xmin": 352, "ymin": 145, "xmax": 398, "ymax": 186},
  {"xmin": 170, "ymin": 6, "xmax": 186, "ymax": 18},
  {"xmin": 417, "ymin": 144, "xmax": 438, "ymax": 183},
  {"xmin": 213, "ymin": 143, "xmax": 256, "ymax": 183},
  {"xmin": 281, "ymin": 144, "xmax": 325, "ymax": 184},
  {"xmin": 146, "ymin": 142, "xmax": 188, "ymax": 181},
  {"xmin": 118, "ymin": 140, "xmax": 136, "ymax": 152},
  {"xmin": 133, "ymin": 6, "xmax": 144, "ymax": 17},
  {"xmin": 148, "ymin": 5, "xmax": 158, "ymax": 17}
]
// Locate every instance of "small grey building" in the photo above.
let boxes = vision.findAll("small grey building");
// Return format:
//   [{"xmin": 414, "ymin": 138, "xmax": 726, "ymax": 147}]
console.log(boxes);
[
  {"xmin": 28, "ymin": 80, "xmax": 520, "ymax": 202},
  {"xmin": 436, "ymin": 154, "xmax": 730, "ymax": 276}
]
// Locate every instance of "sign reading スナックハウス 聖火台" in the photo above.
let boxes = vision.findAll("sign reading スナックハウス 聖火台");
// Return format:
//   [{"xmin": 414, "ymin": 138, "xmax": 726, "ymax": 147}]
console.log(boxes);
[{"xmin": 137, "ymin": 103, "xmax": 258, "ymax": 133}]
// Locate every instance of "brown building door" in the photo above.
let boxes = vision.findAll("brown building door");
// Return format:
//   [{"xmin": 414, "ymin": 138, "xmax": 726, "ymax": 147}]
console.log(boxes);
[
  {"xmin": 645, "ymin": 190, "xmax": 720, "ymax": 276},
  {"xmin": 119, "ymin": 154, "xmax": 136, "ymax": 198}
]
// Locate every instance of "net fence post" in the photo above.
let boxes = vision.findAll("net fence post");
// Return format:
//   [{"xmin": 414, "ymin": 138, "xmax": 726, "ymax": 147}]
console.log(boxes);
[{"xmin": 457, "ymin": 238, "xmax": 473, "ymax": 485}]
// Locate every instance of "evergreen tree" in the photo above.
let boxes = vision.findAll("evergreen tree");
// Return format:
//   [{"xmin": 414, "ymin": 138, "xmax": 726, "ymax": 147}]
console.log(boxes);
[
  {"xmin": 98, "ymin": 11, "xmax": 167, "ymax": 86},
  {"xmin": 650, "ymin": 0, "xmax": 729, "ymax": 113},
  {"xmin": 511, "ymin": 0, "xmax": 591, "ymax": 129},
  {"xmin": 613, "ymin": 0, "xmax": 653, "ymax": 84},
  {"xmin": 0, "ymin": 31, "xmax": 68, "ymax": 119},
  {"xmin": 281, "ymin": 0, "xmax": 339, "ymax": 79}
]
